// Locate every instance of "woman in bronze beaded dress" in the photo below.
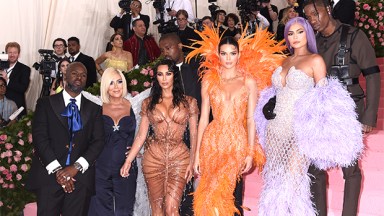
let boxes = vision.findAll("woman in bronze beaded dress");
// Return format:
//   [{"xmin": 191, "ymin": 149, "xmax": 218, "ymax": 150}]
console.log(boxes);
[{"xmin": 120, "ymin": 59, "xmax": 198, "ymax": 216}]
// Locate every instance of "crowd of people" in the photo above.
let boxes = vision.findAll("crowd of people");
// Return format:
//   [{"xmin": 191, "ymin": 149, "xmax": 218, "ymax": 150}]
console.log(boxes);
[{"xmin": 0, "ymin": 0, "xmax": 381, "ymax": 215}]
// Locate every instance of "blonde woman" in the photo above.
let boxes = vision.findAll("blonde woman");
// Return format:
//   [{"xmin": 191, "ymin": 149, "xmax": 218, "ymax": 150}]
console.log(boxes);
[
  {"xmin": 276, "ymin": 6, "xmax": 298, "ymax": 41},
  {"xmin": 88, "ymin": 67, "xmax": 137, "ymax": 215}
]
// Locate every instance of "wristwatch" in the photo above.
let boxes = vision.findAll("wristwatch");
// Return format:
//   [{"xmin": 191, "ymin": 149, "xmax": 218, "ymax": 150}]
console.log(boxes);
[{"xmin": 73, "ymin": 162, "xmax": 83, "ymax": 172}]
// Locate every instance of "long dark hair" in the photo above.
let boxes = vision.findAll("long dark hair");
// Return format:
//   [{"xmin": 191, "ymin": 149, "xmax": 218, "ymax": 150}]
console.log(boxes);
[
  {"xmin": 148, "ymin": 59, "xmax": 187, "ymax": 111},
  {"xmin": 54, "ymin": 58, "xmax": 70, "ymax": 90}
]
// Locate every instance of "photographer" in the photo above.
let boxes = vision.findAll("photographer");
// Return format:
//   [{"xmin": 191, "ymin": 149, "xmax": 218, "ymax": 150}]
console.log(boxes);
[
  {"xmin": 176, "ymin": 10, "xmax": 200, "ymax": 55},
  {"xmin": 110, "ymin": 0, "xmax": 150, "ymax": 41},
  {"xmin": 247, "ymin": 9, "xmax": 270, "ymax": 34},
  {"xmin": 259, "ymin": 0, "xmax": 278, "ymax": 33},
  {"xmin": 0, "ymin": 42, "xmax": 30, "ymax": 117},
  {"xmin": 0, "ymin": 77, "xmax": 18, "ymax": 127},
  {"xmin": 158, "ymin": 0, "xmax": 195, "ymax": 23}
]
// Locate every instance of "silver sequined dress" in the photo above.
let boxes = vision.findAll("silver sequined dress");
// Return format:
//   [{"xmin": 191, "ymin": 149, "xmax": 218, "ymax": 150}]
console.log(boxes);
[{"xmin": 259, "ymin": 66, "xmax": 317, "ymax": 216}]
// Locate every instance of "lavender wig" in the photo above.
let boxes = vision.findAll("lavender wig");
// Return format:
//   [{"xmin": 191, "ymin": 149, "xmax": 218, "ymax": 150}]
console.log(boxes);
[{"xmin": 284, "ymin": 17, "xmax": 318, "ymax": 54}]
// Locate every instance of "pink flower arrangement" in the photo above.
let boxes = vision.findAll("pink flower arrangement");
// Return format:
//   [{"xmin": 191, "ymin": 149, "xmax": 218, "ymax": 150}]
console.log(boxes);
[
  {"xmin": 0, "ymin": 113, "xmax": 35, "ymax": 214},
  {"xmin": 355, "ymin": 0, "xmax": 384, "ymax": 57},
  {"xmin": 125, "ymin": 57, "xmax": 162, "ymax": 96}
]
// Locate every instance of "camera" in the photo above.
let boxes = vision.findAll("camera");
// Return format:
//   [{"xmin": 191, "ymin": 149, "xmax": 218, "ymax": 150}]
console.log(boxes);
[
  {"xmin": 0, "ymin": 53, "xmax": 10, "ymax": 71},
  {"xmin": 119, "ymin": 0, "xmax": 132, "ymax": 12},
  {"xmin": 33, "ymin": 49, "xmax": 59, "ymax": 97},
  {"xmin": 157, "ymin": 19, "xmax": 179, "ymax": 34},
  {"xmin": 236, "ymin": 0, "xmax": 261, "ymax": 26},
  {"xmin": 32, "ymin": 49, "xmax": 57, "ymax": 75}
]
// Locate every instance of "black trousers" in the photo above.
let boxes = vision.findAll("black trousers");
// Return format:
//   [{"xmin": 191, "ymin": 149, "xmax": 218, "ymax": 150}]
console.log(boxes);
[
  {"xmin": 35, "ymin": 182, "xmax": 92, "ymax": 216},
  {"xmin": 179, "ymin": 177, "xmax": 244, "ymax": 216},
  {"xmin": 309, "ymin": 161, "xmax": 362, "ymax": 216}
]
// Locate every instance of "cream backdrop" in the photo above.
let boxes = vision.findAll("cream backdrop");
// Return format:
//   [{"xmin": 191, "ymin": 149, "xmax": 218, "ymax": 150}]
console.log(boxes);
[{"xmin": 0, "ymin": 0, "xmax": 285, "ymax": 112}]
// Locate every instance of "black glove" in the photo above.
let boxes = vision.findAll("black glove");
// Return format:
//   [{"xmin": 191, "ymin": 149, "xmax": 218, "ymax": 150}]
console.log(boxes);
[{"xmin": 262, "ymin": 96, "xmax": 276, "ymax": 120}]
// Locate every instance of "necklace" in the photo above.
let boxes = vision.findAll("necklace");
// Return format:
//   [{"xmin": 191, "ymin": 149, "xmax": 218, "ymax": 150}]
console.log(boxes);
[{"xmin": 220, "ymin": 75, "xmax": 240, "ymax": 82}]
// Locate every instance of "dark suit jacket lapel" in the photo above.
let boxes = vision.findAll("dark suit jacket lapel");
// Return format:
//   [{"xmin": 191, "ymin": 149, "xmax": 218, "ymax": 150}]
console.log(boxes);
[
  {"xmin": 9, "ymin": 62, "xmax": 20, "ymax": 80},
  {"xmin": 333, "ymin": 0, "xmax": 343, "ymax": 11},
  {"xmin": 80, "ymin": 95, "xmax": 90, "ymax": 128},
  {"xmin": 49, "ymin": 92, "xmax": 69, "ymax": 134}
]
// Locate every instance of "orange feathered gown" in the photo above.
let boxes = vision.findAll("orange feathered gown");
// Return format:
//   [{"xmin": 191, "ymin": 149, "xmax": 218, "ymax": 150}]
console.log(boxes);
[{"xmin": 186, "ymin": 26, "xmax": 286, "ymax": 215}]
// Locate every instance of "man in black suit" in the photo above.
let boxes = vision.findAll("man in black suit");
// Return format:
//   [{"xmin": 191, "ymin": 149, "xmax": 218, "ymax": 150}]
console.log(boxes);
[
  {"xmin": 67, "ymin": 37, "xmax": 97, "ymax": 88},
  {"xmin": 26, "ymin": 62, "xmax": 105, "ymax": 216},
  {"xmin": 110, "ymin": 0, "xmax": 150, "ymax": 41},
  {"xmin": 0, "ymin": 42, "xmax": 30, "ymax": 116}
]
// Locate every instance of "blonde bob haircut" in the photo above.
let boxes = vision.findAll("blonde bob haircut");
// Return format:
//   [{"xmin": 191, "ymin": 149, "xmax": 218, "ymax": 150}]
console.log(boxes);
[{"xmin": 100, "ymin": 67, "xmax": 128, "ymax": 103}]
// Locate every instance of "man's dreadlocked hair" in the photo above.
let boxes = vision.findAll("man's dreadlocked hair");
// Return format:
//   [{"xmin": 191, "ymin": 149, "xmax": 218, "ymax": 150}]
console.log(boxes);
[{"xmin": 303, "ymin": 0, "xmax": 331, "ymax": 17}]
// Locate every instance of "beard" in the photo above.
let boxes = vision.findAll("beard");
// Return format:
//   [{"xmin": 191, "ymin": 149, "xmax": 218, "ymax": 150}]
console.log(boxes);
[{"xmin": 67, "ymin": 82, "xmax": 84, "ymax": 94}]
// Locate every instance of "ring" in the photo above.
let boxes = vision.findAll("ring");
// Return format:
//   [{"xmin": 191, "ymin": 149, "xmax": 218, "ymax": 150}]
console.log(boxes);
[
  {"xmin": 66, "ymin": 176, "xmax": 71, "ymax": 181},
  {"xmin": 62, "ymin": 185, "xmax": 66, "ymax": 188}
]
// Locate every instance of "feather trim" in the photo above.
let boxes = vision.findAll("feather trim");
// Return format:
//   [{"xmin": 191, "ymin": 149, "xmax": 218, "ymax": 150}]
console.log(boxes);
[
  {"xmin": 254, "ymin": 86, "xmax": 276, "ymax": 149},
  {"xmin": 186, "ymin": 25, "xmax": 286, "ymax": 93},
  {"xmin": 294, "ymin": 78, "xmax": 364, "ymax": 169}
]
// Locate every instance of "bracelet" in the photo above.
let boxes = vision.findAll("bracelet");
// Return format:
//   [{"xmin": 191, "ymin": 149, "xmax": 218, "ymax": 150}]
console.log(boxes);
[
  {"xmin": 52, "ymin": 166, "xmax": 63, "ymax": 173},
  {"xmin": 73, "ymin": 162, "xmax": 83, "ymax": 172}
]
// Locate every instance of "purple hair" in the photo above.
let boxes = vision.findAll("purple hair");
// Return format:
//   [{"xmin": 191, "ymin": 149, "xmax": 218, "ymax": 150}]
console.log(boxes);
[{"xmin": 284, "ymin": 17, "xmax": 318, "ymax": 54}]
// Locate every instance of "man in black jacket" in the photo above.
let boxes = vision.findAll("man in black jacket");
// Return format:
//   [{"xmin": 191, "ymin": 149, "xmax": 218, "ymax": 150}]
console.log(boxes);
[
  {"xmin": 110, "ymin": 0, "xmax": 150, "ymax": 41},
  {"xmin": 26, "ymin": 62, "xmax": 105, "ymax": 216},
  {"xmin": 67, "ymin": 37, "xmax": 96, "ymax": 88},
  {"xmin": 0, "ymin": 42, "xmax": 30, "ymax": 116}
]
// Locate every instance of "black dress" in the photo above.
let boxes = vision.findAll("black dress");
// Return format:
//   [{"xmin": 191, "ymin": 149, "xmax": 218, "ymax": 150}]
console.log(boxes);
[{"xmin": 88, "ymin": 108, "xmax": 137, "ymax": 216}]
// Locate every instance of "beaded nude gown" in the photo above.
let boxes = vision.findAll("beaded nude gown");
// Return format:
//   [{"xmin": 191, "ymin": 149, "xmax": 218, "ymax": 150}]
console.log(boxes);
[
  {"xmin": 260, "ymin": 66, "xmax": 318, "ymax": 216},
  {"xmin": 139, "ymin": 96, "xmax": 199, "ymax": 211}
]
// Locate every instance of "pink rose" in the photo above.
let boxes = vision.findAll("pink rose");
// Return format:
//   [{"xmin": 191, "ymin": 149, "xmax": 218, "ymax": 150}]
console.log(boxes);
[
  {"xmin": 9, "ymin": 184, "xmax": 14, "ymax": 189},
  {"xmin": 14, "ymin": 150, "xmax": 22, "ymax": 157},
  {"xmin": 360, "ymin": 17, "xmax": 366, "ymax": 22},
  {"xmin": 16, "ymin": 174, "xmax": 22, "ymax": 181},
  {"xmin": 364, "ymin": 24, "xmax": 370, "ymax": 29},
  {"xmin": 2, "ymin": 183, "xmax": 8, "ymax": 188},
  {"xmin": 358, "ymin": 22, "xmax": 363, "ymax": 27},
  {"xmin": 131, "ymin": 91, "xmax": 139, "ymax": 97},
  {"xmin": 0, "ymin": 152, "xmax": 6, "ymax": 159},
  {"xmin": 149, "ymin": 70, "xmax": 154, "ymax": 77},
  {"xmin": 381, "ymin": 42, "xmax": 384, "ymax": 46},
  {"xmin": 355, "ymin": 11, "xmax": 359, "ymax": 19},
  {"xmin": 130, "ymin": 79, "xmax": 138, "ymax": 86},
  {"xmin": 24, "ymin": 156, "xmax": 31, "ymax": 161},
  {"xmin": 0, "ymin": 178, "xmax": 3, "ymax": 184},
  {"xmin": 143, "ymin": 81, "xmax": 151, "ymax": 87},
  {"xmin": 0, "ymin": 201, "xmax": 3, "ymax": 207},
  {"xmin": 5, "ymin": 173, "xmax": 12, "ymax": 181},
  {"xmin": 363, "ymin": 4, "xmax": 370, "ymax": 10},
  {"xmin": 0, "ymin": 166, "xmax": 5, "ymax": 171},
  {"xmin": 379, "ymin": 38, "xmax": 384, "ymax": 42},
  {"xmin": 28, "ymin": 133, "xmax": 33, "ymax": 143},
  {"xmin": 13, "ymin": 156, "xmax": 21, "ymax": 162},
  {"xmin": 368, "ymin": 19, "xmax": 374, "ymax": 24},
  {"xmin": 5, "ymin": 143, "xmax": 13, "ymax": 150},
  {"xmin": 17, "ymin": 131, "xmax": 24, "ymax": 138},
  {"xmin": 373, "ymin": 7, "xmax": 377, "ymax": 11},
  {"xmin": 378, "ymin": 3, "xmax": 382, "ymax": 8},
  {"xmin": 18, "ymin": 139, "xmax": 24, "ymax": 146},
  {"xmin": 379, "ymin": 25, "xmax": 384, "ymax": 31},
  {"xmin": 10, "ymin": 164, "xmax": 17, "ymax": 172},
  {"xmin": 140, "ymin": 69, "xmax": 149, "ymax": 75},
  {"xmin": 21, "ymin": 164, "xmax": 28, "ymax": 172},
  {"xmin": 7, "ymin": 158, "xmax": 12, "ymax": 164},
  {"xmin": 0, "ymin": 134, "xmax": 7, "ymax": 141},
  {"xmin": 5, "ymin": 150, "xmax": 12, "ymax": 157},
  {"xmin": 2, "ymin": 169, "xmax": 9, "ymax": 175},
  {"xmin": 379, "ymin": 16, "xmax": 383, "ymax": 21}
]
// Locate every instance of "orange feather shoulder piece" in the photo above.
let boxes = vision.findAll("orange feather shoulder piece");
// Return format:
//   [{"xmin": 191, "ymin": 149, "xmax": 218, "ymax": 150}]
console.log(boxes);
[{"xmin": 186, "ymin": 25, "xmax": 286, "ymax": 91}]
